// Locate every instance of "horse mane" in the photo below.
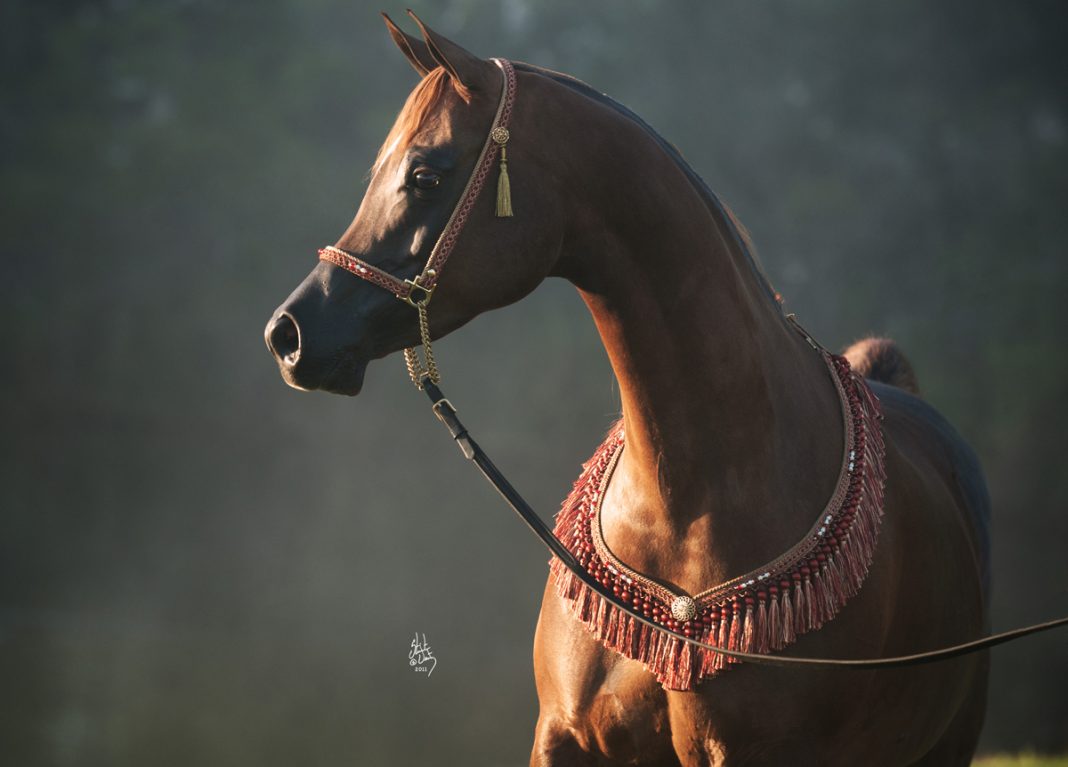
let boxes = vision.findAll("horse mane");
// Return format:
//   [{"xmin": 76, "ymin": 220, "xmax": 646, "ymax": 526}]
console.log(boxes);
[
  {"xmin": 373, "ymin": 66, "xmax": 471, "ymax": 174},
  {"xmin": 513, "ymin": 62, "xmax": 783, "ymax": 310}
]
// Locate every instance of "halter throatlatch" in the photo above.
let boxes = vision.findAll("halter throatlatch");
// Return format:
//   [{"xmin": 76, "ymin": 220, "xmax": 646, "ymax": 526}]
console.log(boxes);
[{"xmin": 319, "ymin": 57, "xmax": 518, "ymax": 389}]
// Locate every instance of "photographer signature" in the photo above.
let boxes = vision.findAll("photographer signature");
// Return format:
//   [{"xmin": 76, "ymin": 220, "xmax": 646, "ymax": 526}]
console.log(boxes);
[{"xmin": 409, "ymin": 632, "xmax": 437, "ymax": 677}]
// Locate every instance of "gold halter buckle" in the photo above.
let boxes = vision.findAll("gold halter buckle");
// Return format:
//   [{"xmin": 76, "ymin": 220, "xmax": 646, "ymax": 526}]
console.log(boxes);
[{"xmin": 402, "ymin": 276, "xmax": 435, "ymax": 308}]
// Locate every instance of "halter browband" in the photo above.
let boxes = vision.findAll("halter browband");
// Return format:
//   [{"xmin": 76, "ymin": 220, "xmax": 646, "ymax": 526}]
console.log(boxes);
[{"xmin": 319, "ymin": 58, "xmax": 517, "ymax": 309}]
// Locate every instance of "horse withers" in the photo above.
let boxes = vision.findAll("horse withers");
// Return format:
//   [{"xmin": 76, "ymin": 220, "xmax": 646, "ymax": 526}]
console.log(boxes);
[{"xmin": 265, "ymin": 14, "xmax": 990, "ymax": 766}]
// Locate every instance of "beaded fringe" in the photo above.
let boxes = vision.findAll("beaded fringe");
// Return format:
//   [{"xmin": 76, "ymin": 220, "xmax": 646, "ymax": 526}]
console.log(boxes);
[{"xmin": 548, "ymin": 362, "xmax": 886, "ymax": 691}]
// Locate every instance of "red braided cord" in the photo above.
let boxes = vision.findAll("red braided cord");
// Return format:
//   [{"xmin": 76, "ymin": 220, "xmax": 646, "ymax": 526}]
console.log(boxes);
[
  {"xmin": 421, "ymin": 58, "xmax": 516, "ymax": 290},
  {"xmin": 317, "ymin": 247, "xmax": 410, "ymax": 297}
]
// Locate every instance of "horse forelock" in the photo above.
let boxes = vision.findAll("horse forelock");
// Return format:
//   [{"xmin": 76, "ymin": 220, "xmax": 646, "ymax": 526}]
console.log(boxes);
[{"xmin": 372, "ymin": 67, "xmax": 471, "ymax": 175}]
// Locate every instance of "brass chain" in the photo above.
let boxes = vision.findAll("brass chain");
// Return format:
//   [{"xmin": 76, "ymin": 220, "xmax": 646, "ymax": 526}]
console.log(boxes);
[
  {"xmin": 403, "ymin": 303, "xmax": 440, "ymax": 388},
  {"xmin": 403, "ymin": 347, "xmax": 423, "ymax": 386}
]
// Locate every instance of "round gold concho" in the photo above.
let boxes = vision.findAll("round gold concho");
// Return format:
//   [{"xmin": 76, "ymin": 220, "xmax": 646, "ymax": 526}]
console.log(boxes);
[
  {"xmin": 490, "ymin": 126, "xmax": 510, "ymax": 145},
  {"xmin": 670, "ymin": 595, "xmax": 697, "ymax": 623}
]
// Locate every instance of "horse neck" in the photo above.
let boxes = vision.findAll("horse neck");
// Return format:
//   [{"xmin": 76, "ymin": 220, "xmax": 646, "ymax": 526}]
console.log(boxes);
[{"xmin": 562, "ymin": 138, "xmax": 844, "ymax": 583}]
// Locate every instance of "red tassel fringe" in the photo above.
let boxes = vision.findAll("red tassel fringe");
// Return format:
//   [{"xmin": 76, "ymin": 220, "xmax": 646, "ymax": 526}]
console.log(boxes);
[{"xmin": 547, "ymin": 355, "xmax": 887, "ymax": 691}]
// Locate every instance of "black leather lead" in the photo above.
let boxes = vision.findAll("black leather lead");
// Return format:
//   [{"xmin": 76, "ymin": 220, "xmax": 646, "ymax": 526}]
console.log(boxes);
[{"xmin": 420, "ymin": 379, "xmax": 1068, "ymax": 670}]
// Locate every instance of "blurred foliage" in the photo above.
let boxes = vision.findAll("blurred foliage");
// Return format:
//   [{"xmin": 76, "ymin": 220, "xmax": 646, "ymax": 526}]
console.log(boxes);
[
  {"xmin": 974, "ymin": 756, "xmax": 1068, "ymax": 767},
  {"xmin": 2, "ymin": 0, "xmax": 1066, "ymax": 764}
]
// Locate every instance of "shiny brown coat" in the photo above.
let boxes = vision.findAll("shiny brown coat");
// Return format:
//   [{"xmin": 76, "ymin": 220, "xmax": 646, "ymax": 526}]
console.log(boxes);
[{"xmin": 266, "ymin": 15, "xmax": 990, "ymax": 766}]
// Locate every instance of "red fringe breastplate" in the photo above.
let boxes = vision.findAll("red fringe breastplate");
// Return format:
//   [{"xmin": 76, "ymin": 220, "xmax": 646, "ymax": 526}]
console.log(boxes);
[{"xmin": 548, "ymin": 352, "xmax": 887, "ymax": 691}]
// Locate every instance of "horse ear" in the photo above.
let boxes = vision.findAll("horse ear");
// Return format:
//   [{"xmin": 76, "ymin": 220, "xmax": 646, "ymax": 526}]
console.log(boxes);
[
  {"xmin": 381, "ymin": 12, "xmax": 435, "ymax": 77},
  {"xmin": 405, "ymin": 9, "xmax": 496, "ymax": 94}
]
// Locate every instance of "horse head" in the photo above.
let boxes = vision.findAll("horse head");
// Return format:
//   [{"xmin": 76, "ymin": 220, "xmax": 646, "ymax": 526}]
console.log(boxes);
[{"xmin": 265, "ymin": 13, "xmax": 569, "ymax": 395}]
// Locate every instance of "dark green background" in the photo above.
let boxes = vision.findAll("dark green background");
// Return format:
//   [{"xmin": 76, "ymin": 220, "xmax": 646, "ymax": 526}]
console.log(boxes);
[{"xmin": 3, "ymin": 1, "xmax": 1066, "ymax": 763}]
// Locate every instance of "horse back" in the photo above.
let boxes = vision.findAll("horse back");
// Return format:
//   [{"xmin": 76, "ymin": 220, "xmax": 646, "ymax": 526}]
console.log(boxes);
[{"xmin": 871, "ymin": 380, "xmax": 992, "ymax": 603}]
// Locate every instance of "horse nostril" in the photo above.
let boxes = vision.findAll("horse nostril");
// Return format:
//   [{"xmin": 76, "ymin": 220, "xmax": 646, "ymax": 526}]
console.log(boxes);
[{"xmin": 267, "ymin": 313, "xmax": 301, "ymax": 365}]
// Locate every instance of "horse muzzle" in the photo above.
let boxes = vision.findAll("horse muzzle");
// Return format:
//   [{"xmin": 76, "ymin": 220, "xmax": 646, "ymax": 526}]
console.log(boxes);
[{"xmin": 264, "ymin": 309, "xmax": 370, "ymax": 395}]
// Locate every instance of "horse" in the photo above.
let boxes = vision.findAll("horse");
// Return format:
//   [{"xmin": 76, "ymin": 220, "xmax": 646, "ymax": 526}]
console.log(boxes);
[{"xmin": 265, "ymin": 14, "xmax": 990, "ymax": 766}]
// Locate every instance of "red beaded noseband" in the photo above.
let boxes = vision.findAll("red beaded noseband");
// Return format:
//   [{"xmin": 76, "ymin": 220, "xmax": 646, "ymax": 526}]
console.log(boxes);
[{"xmin": 319, "ymin": 58, "xmax": 517, "ymax": 310}]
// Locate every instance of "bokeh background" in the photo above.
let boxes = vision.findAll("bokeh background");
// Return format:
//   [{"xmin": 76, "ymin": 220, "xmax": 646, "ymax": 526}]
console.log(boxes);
[{"xmin": 3, "ymin": 1, "xmax": 1066, "ymax": 764}]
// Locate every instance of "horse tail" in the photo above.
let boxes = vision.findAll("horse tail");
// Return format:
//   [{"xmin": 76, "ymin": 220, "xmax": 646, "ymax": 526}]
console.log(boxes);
[{"xmin": 842, "ymin": 337, "xmax": 920, "ymax": 396}]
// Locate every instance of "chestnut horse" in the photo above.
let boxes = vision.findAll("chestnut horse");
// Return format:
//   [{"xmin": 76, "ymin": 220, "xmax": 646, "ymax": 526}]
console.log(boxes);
[{"xmin": 265, "ymin": 15, "xmax": 990, "ymax": 766}]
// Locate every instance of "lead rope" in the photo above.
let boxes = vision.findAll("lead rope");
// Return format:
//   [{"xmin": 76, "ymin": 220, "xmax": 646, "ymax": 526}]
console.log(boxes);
[
  {"xmin": 318, "ymin": 55, "xmax": 1068, "ymax": 664},
  {"xmin": 393, "ymin": 115, "xmax": 1068, "ymax": 666},
  {"xmin": 417, "ymin": 377, "xmax": 1068, "ymax": 669}
]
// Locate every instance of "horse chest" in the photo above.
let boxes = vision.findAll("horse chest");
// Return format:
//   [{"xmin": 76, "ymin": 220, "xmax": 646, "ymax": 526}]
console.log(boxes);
[
  {"xmin": 535, "ymin": 586, "xmax": 743, "ymax": 766},
  {"xmin": 534, "ymin": 582, "xmax": 920, "ymax": 767},
  {"xmin": 547, "ymin": 652, "xmax": 678, "ymax": 764},
  {"xmin": 539, "ymin": 644, "xmax": 787, "ymax": 767}
]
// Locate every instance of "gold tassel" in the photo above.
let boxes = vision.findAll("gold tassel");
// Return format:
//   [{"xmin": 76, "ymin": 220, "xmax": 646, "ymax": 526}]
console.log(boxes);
[
  {"xmin": 496, "ymin": 146, "xmax": 513, "ymax": 217},
  {"xmin": 491, "ymin": 126, "xmax": 513, "ymax": 217}
]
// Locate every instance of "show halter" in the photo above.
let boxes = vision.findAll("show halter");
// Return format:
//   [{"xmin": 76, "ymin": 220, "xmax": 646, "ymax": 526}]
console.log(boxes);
[
  {"xmin": 315, "ymin": 57, "xmax": 1068, "ymax": 680},
  {"xmin": 319, "ymin": 57, "xmax": 517, "ymax": 388}
]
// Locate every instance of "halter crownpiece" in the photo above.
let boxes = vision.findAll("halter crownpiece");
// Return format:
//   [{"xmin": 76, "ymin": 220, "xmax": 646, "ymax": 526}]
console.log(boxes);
[{"xmin": 318, "ymin": 58, "xmax": 518, "ymax": 388}]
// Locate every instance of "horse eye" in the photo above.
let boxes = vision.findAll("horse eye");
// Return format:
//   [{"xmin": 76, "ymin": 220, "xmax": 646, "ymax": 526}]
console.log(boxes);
[{"xmin": 413, "ymin": 170, "xmax": 441, "ymax": 190}]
